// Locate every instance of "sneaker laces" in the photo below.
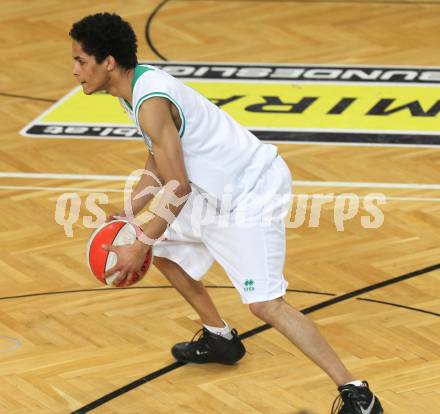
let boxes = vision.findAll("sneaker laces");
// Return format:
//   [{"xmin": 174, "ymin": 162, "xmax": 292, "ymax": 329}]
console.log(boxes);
[
  {"xmin": 187, "ymin": 328, "xmax": 211, "ymax": 352},
  {"xmin": 331, "ymin": 381, "xmax": 370, "ymax": 414},
  {"xmin": 331, "ymin": 393, "xmax": 344, "ymax": 414}
]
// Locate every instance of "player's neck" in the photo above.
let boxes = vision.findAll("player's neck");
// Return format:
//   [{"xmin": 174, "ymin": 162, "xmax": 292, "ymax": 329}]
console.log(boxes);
[{"xmin": 106, "ymin": 67, "xmax": 134, "ymax": 104}]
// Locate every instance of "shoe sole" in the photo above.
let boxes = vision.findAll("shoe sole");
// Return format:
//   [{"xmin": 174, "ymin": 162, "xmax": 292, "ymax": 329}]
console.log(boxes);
[{"xmin": 173, "ymin": 357, "xmax": 240, "ymax": 365}]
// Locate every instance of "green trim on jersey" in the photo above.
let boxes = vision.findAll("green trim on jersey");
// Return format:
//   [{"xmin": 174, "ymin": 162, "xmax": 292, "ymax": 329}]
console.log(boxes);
[
  {"xmin": 135, "ymin": 92, "xmax": 186, "ymax": 138},
  {"xmin": 132, "ymin": 65, "xmax": 154, "ymax": 90},
  {"xmin": 124, "ymin": 65, "xmax": 155, "ymax": 110}
]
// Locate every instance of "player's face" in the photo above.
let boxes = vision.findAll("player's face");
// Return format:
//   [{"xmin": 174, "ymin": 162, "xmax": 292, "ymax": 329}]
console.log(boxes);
[{"xmin": 71, "ymin": 40, "xmax": 109, "ymax": 95}]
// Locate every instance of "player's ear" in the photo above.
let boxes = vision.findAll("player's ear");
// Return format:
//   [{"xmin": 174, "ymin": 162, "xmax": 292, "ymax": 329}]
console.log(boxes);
[{"xmin": 105, "ymin": 55, "xmax": 117, "ymax": 71}]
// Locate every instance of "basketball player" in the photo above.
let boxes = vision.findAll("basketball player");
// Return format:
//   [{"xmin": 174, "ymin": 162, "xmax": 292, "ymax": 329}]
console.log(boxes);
[{"xmin": 69, "ymin": 13, "xmax": 383, "ymax": 413}]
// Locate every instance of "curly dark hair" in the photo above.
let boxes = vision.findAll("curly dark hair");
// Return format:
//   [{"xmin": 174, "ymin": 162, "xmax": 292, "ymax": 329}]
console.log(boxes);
[{"xmin": 69, "ymin": 13, "xmax": 138, "ymax": 69}]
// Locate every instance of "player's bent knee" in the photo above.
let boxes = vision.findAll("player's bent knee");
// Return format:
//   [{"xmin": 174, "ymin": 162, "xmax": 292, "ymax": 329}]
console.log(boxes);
[
  {"xmin": 154, "ymin": 256, "xmax": 184, "ymax": 279},
  {"xmin": 154, "ymin": 256, "xmax": 200, "ymax": 286},
  {"xmin": 249, "ymin": 298, "xmax": 283, "ymax": 321},
  {"xmin": 153, "ymin": 256, "xmax": 170, "ymax": 273},
  {"xmin": 249, "ymin": 302, "xmax": 265, "ymax": 319}
]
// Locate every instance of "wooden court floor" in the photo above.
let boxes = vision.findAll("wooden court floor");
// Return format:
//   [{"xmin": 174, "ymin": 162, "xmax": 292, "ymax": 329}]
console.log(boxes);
[{"xmin": 0, "ymin": 0, "xmax": 439, "ymax": 413}]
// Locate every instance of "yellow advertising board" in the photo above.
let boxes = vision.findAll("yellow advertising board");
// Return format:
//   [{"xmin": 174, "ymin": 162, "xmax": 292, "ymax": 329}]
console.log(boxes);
[{"xmin": 21, "ymin": 62, "xmax": 440, "ymax": 146}]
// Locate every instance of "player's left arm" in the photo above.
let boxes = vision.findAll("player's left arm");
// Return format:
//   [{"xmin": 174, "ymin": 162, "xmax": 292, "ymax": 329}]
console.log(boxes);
[
  {"xmin": 135, "ymin": 97, "xmax": 192, "ymax": 242},
  {"xmin": 103, "ymin": 97, "xmax": 191, "ymax": 285}
]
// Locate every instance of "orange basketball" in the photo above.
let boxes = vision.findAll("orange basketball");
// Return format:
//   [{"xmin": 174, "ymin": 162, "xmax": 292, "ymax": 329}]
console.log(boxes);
[{"xmin": 86, "ymin": 220, "xmax": 153, "ymax": 286}]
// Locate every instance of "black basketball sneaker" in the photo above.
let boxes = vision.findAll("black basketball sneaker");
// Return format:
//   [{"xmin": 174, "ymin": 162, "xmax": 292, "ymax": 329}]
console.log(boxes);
[
  {"xmin": 171, "ymin": 327, "xmax": 246, "ymax": 365},
  {"xmin": 332, "ymin": 381, "xmax": 383, "ymax": 414}
]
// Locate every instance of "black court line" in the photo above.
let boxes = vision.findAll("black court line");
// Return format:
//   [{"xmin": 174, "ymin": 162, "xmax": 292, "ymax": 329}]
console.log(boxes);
[
  {"xmin": 71, "ymin": 361, "xmax": 187, "ymax": 414},
  {"xmin": 145, "ymin": 0, "xmax": 169, "ymax": 61},
  {"xmin": 143, "ymin": 0, "xmax": 440, "ymax": 66},
  {"xmin": 0, "ymin": 286, "xmax": 335, "ymax": 302},
  {"xmin": 0, "ymin": 92, "xmax": 56, "ymax": 103},
  {"xmin": 254, "ymin": 131, "xmax": 440, "ymax": 147},
  {"xmin": 357, "ymin": 297, "xmax": 440, "ymax": 317},
  {"xmin": 70, "ymin": 262, "xmax": 440, "ymax": 413}
]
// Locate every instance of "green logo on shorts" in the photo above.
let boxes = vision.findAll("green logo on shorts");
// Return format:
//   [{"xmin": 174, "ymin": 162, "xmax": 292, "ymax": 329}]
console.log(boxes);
[{"xmin": 244, "ymin": 279, "xmax": 255, "ymax": 292}]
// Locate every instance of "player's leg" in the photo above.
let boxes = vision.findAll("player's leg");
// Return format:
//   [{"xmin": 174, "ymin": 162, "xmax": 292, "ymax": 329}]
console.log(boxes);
[
  {"xmin": 154, "ymin": 255, "xmax": 246, "ymax": 364},
  {"xmin": 155, "ymin": 255, "xmax": 245, "ymax": 362},
  {"xmin": 228, "ymin": 155, "xmax": 352, "ymax": 384},
  {"xmin": 249, "ymin": 297, "xmax": 352, "ymax": 385},
  {"xmin": 151, "ymin": 185, "xmax": 246, "ymax": 364},
  {"xmin": 154, "ymin": 256, "xmax": 223, "ymax": 327},
  {"xmin": 201, "ymin": 156, "xmax": 383, "ymax": 412},
  {"xmin": 248, "ymin": 298, "xmax": 383, "ymax": 413}
]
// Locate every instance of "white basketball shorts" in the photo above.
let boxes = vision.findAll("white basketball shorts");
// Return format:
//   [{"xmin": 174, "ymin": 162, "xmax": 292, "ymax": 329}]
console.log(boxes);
[{"xmin": 153, "ymin": 155, "xmax": 292, "ymax": 304}]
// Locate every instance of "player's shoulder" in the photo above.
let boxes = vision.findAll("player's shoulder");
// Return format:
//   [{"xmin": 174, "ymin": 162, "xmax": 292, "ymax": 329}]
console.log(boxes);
[
  {"xmin": 135, "ymin": 64, "xmax": 175, "ymax": 84},
  {"xmin": 133, "ymin": 65, "xmax": 178, "ymax": 98}
]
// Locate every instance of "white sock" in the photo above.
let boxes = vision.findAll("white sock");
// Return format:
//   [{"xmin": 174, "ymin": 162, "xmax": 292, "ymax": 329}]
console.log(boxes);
[
  {"xmin": 203, "ymin": 320, "xmax": 233, "ymax": 340},
  {"xmin": 344, "ymin": 380, "xmax": 364, "ymax": 387}
]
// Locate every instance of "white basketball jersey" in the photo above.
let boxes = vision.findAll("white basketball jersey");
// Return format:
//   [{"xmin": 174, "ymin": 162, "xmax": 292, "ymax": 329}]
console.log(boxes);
[{"xmin": 120, "ymin": 65, "xmax": 278, "ymax": 206}]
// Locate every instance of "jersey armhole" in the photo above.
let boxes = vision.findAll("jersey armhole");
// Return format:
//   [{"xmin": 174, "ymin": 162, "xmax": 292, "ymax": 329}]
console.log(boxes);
[{"xmin": 134, "ymin": 92, "xmax": 186, "ymax": 138}]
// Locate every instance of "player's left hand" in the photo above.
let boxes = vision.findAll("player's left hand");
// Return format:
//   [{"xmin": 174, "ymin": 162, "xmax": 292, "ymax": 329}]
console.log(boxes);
[{"xmin": 102, "ymin": 241, "xmax": 150, "ymax": 287}]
